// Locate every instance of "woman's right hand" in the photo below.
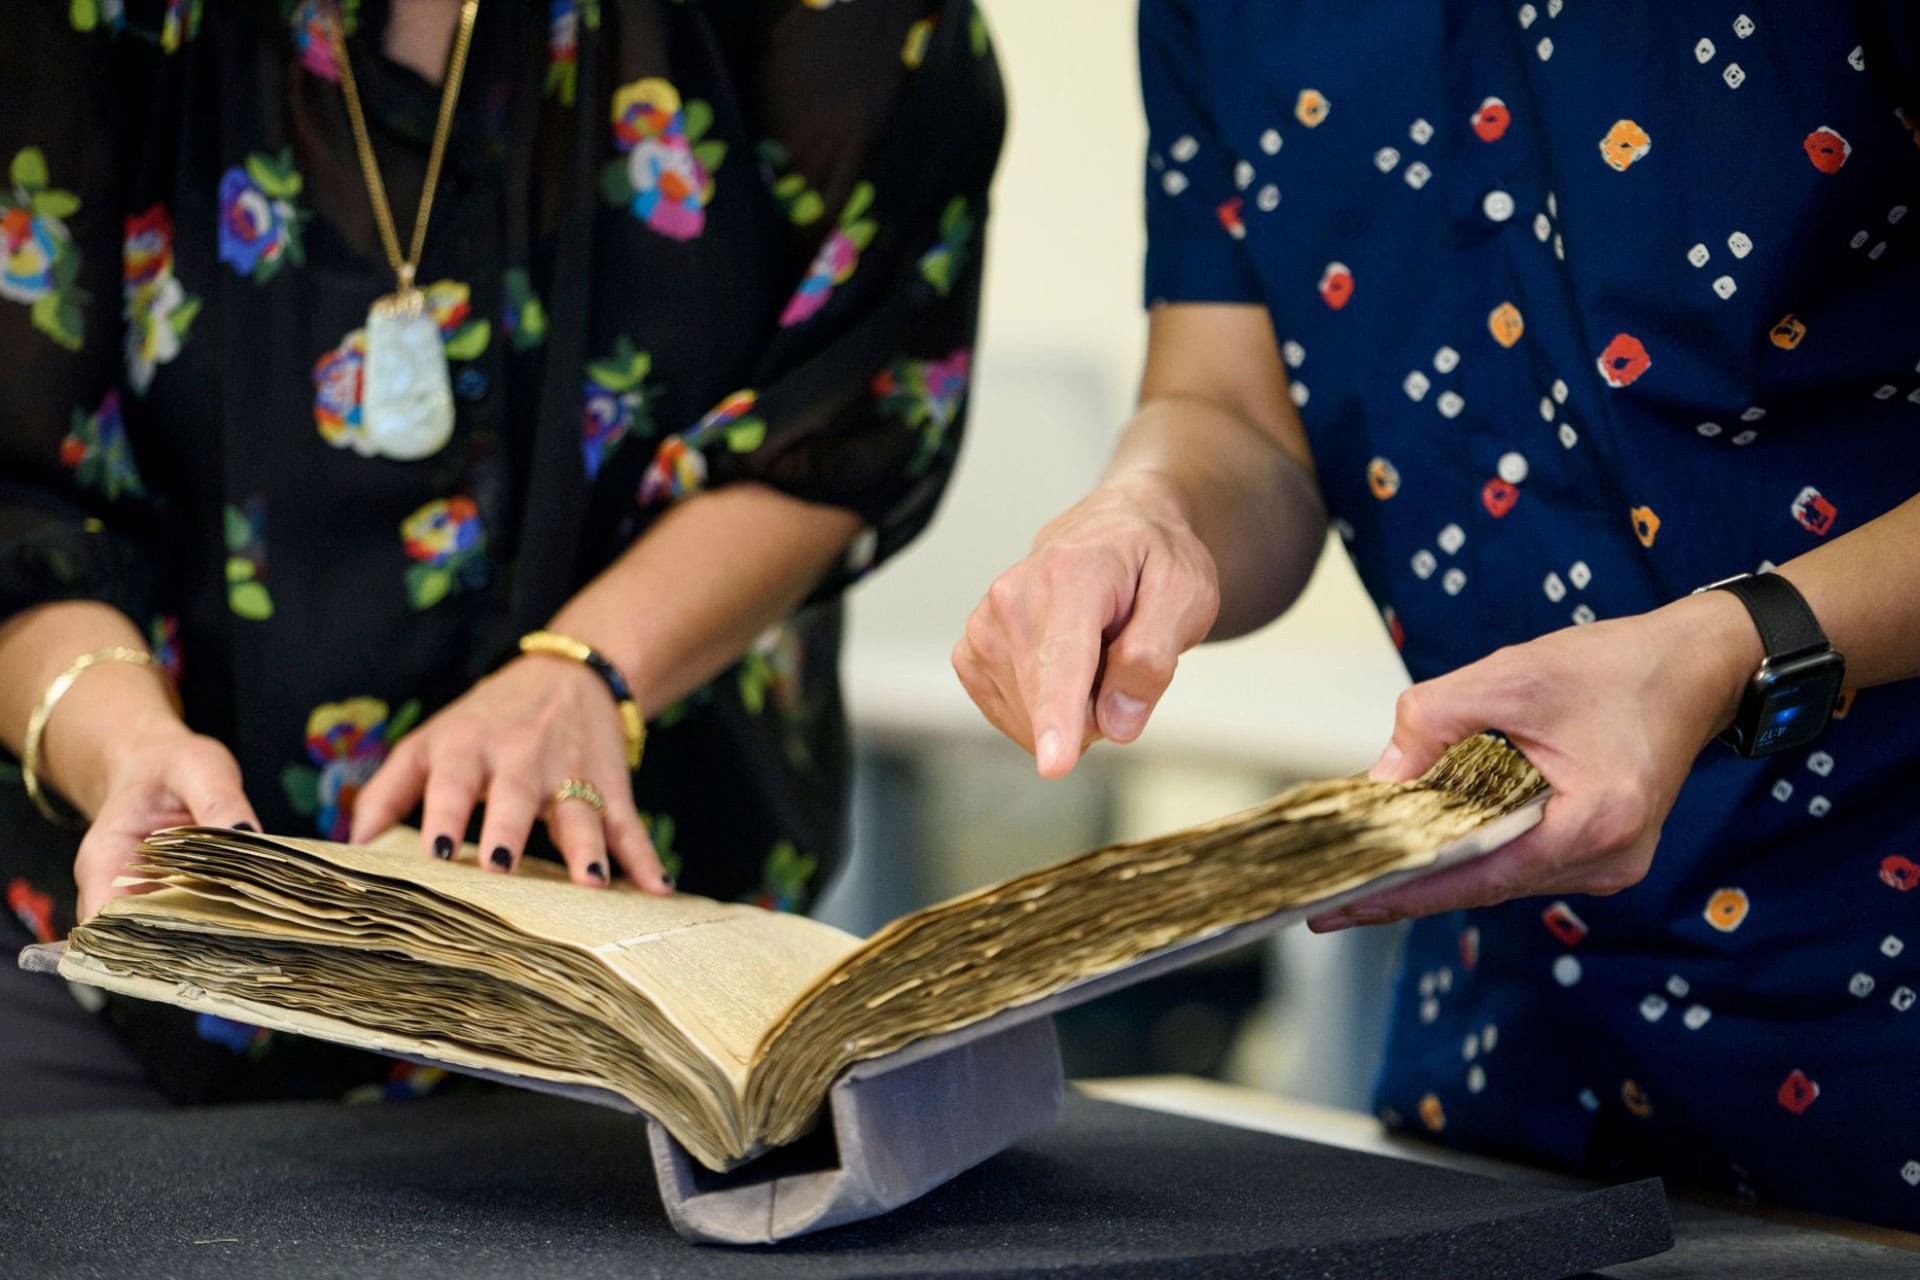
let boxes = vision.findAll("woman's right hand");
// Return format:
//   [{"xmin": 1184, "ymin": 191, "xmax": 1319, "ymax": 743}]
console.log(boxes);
[
  {"xmin": 72, "ymin": 717, "xmax": 259, "ymax": 921},
  {"xmin": 952, "ymin": 475, "xmax": 1221, "ymax": 779},
  {"xmin": 0, "ymin": 603, "xmax": 259, "ymax": 922}
]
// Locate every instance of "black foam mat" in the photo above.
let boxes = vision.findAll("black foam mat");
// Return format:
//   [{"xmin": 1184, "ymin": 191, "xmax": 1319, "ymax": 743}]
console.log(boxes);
[{"xmin": 0, "ymin": 1090, "xmax": 1671, "ymax": 1278}]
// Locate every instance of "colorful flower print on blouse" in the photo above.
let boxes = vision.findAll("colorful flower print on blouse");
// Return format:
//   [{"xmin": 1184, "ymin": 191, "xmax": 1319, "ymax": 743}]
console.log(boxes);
[
  {"xmin": 874, "ymin": 348, "xmax": 971, "ymax": 475},
  {"xmin": 224, "ymin": 498, "xmax": 275, "ymax": 621},
  {"xmin": 312, "ymin": 328, "xmax": 367, "ymax": 450},
  {"xmin": 738, "ymin": 624, "xmax": 811, "ymax": 767},
  {"xmin": 282, "ymin": 695, "xmax": 421, "ymax": 842},
  {"xmin": 900, "ymin": 9, "xmax": 992, "ymax": 66},
  {"xmin": 902, "ymin": 16, "xmax": 936, "ymax": 68},
  {"xmin": 779, "ymin": 181, "xmax": 876, "ymax": 327},
  {"xmin": 1, "ymin": 148, "xmax": 86, "ymax": 351},
  {"xmin": 544, "ymin": 0, "xmax": 601, "ymax": 106},
  {"xmin": 918, "ymin": 197, "xmax": 973, "ymax": 296},
  {"xmin": 401, "ymin": 496, "xmax": 488, "ymax": 610},
  {"xmin": 218, "ymin": 149, "xmax": 308, "ymax": 283},
  {"xmin": 501, "ymin": 267, "xmax": 549, "ymax": 350},
  {"xmin": 61, "ymin": 389, "xmax": 144, "ymax": 501},
  {"xmin": 423, "ymin": 278, "xmax": 492, "ymax": 359},
  {"xmin": 8, "ymin": 877, "xmax": 59, "ymax": 945},
  {"xmin": 344, "ymin": 1060, "xmax": 449, "ymax": 1103},
  {"xmin": 638, "ymin": 389, "xmax": 766, "ymax": 505},
  {"xmin": 738, "ymin": 624, "xmax": 805, "ymax": 715},
  {"xmin": 159, "ymin": 0, "xmax": 203, "ymax": 53},
  {"xmin": 123, "ymin": 203, "xmax": 200, "ymax": 394},
  {"xmin": 148, "ymin": 614, "xmax": 183, "ymax": 686},
  {"xmin": 759, "ymin": 141, "xmax": 826, "ymax": 226},
  {"xmin": 194, "ymin": 1014, "xmax": 272, "ymax": 1058},
  {"xmin": 312, "ymin": 279, "xmax": 488, "ymax": 453},
  {"xmin": 582, "ymin": 336, "xmax": 656, "ymax": 479},
  {"xmin": 603, "ymin": 77, "xmax": 726, "ymax": 242},
  {"xmin": 288, "ymin": 0, "xmax": 357, "ymax": 81},
  {"xmin": 68, "ymin": 0, "xmax": 126, "ymax": 33},
  {"xmin": 751, "ymin": 839, "xmax": 818, "ymax": 914}
]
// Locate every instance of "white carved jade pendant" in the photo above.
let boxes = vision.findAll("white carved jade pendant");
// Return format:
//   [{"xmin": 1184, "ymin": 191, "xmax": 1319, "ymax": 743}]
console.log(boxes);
[{"xmin": 361, "ymin": 289, "xmax": 455, "ymax": 461}]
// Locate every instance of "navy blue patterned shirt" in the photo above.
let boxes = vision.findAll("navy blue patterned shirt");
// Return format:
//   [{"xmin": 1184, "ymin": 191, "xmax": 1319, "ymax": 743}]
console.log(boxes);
[{"xmin": 1141, "ymin": 0, "xmax": 1920, "ymax": 1228}]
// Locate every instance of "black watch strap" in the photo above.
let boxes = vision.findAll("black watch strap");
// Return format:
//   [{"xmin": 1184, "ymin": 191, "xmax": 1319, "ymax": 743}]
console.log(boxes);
[{"xmin": 1708, "ymin": 572, "xmax": 1827, "ymax": 659}]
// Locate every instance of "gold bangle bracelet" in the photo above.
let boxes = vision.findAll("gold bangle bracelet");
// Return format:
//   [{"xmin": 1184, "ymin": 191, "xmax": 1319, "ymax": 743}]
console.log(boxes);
[
  {"xmin": 517, "ymin": 630, "xmax": 647, "ymax": 771},
  {"xmin": 21, "ymin": 646, "xmax": 171, "ymax": 829}
]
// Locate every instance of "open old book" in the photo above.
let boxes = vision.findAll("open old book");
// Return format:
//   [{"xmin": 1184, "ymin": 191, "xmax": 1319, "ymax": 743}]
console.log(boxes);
[{"xmin": 25, "ymin": 734, "xmax": 1546, "ymax": 1242}]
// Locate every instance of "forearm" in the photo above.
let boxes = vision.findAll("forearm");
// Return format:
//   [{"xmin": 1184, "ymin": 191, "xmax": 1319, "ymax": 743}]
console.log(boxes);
[
  {"xmin": 0, "ymin": 600, "xmax": 185, "ymax": 815},
  {"xmin": 1582, "ymin": 490, "xmax": 1920, "ymax": 758},
  {"xmin": 546, "ymin": 482, "xmax": 862, "ymax": 712},
  {"xmin": 1102, "ymin": 395, "xmax": 1326, "ymax": 639},
  {"xmin": 1773, "ymin": 492, "xmax": 1920, "ymax": 689}
]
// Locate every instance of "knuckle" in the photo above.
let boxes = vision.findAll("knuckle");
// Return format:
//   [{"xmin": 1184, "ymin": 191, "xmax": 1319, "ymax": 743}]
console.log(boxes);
[
  {"xmin": 1186, "ymin": 567, "xmax": 1221, "ymax": 626},
  {"xmin": 1036, "ymin": 546, "xmax": 1082, "ymax": 587},
  {"xmin": 1393, "ymin": 684, "xmax": 1430, "ymax": 732},
  {"xmin": 425, "ymin": 770, "xmax": 480, "ymax": 807},
  {"xmin": 963, "ymin": 609, "xmax": 1001, "ymax": 661},
  {"xmin": 952, "ymin": 657, "xmax": 987, "ymax": 701},
  {"xmin": 985, "ymin": 573, "xmax": 1030, "ymax": 622},
  {"xmin": 603, "ymin": 800, "xmax": 640, "ymax": 834},
  {"xmin": 490, "ymin": 772, "xmax": 543, "ymax": 809},
  {"xmin": 175, "ymin": 736, "xmax": 232, "ymax": 780},
  {"xmin": 427, "ymin": 726, "xmax": 482, "ymax": 767},
  {"xmin": 1586, "ymin": 799, "xmax": 1648, "ymax": 855},
  {"xmin": 951, "ymin": 636, "xmax": 976, "ymax": 680},
  {"xmin": 1109, "ymin": 637, "xmax": 1177, "ymax": 690}
]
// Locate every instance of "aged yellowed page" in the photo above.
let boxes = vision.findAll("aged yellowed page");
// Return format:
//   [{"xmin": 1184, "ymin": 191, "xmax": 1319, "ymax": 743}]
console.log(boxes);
[
  {"xmin": 743, "ymin": 733, "xmax": 1546, "ymax": 1144},
  {"xmin": 68, "ymin": 833, "xmax": 858, "ymax": 1168}
]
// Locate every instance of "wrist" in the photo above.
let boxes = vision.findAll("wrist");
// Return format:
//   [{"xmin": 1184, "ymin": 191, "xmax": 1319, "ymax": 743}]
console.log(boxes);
[
  {"xmin": 510, "ymin": 648, "xmax": 615, "ymax": 704},
  {"xmin": 1653, "ymin": 588, "xmax": 1766, "ymax": 746},
  {"xmin": 1101, "ymin": 467, "xmax": 1203, "ymax": 539},
  {"xmin": 48, "ymin": 666, "xmax": 190, "ymax": 817},
  {"xmin": 540, "ymin": 607, "xmax": 648, "ymax": 706},
  {"xmin": 511, "ymin": 628, "xmax": 649, "ymax": 771}
]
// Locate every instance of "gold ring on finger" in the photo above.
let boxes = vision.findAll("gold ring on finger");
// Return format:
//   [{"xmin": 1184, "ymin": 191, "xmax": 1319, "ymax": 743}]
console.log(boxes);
[{"xmin": 551, "ymin": 777, "xmax": 608, "ymax": 816}]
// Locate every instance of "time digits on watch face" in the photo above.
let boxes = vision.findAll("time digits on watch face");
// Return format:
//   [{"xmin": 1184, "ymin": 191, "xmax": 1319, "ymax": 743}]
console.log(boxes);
[{"xmin": 1738, "ymin": 650, "xmax": 1847, "ymax": 756}]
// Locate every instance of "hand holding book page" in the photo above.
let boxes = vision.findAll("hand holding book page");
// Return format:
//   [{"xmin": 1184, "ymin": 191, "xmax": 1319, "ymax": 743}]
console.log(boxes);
[{"xmin": 36, "ymin": 735, "xmax": 1545, "ymax": 1199}]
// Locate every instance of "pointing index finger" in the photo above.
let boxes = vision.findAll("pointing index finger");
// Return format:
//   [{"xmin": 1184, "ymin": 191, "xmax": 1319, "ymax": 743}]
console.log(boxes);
[{"xmin": 1023, "ymin": 576, "xmax": 1117, "ymax": 778}]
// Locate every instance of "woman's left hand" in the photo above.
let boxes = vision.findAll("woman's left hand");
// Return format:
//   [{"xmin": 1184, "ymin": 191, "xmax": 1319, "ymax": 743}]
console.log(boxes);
[
  {"xmin": 348, "ymin": 654, "xmax": 668, "ymax": 892},
  {"xmin": 1308, "ymin": 587, "xmax": 1764, "ymax": 932}
]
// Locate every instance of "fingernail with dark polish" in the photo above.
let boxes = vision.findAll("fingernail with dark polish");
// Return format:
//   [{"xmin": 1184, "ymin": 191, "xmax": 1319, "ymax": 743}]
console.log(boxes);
[
  {"xmin": 586, "ymin": 861, "xmax": 607, "ymax": 885},
  {"xmin": 233, "ymin": 822, "xmax": 257, "ymax": 832},
  {"xmin": 434, "ymin": 834, "xmax": 455, "ymax": 860},
  {"xmin": 490, "ymin": 846, "xmax": 512, "ymax": 870},
  {"xmin": 663, "ymin": 874, "xmax": 676, "ymax": 891}
]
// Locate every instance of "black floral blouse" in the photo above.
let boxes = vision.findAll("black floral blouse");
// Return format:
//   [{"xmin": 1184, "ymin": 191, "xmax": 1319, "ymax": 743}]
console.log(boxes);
[{"xmin": 0, "ymin": 0, "xmax": 1002, "ymax": 1101}]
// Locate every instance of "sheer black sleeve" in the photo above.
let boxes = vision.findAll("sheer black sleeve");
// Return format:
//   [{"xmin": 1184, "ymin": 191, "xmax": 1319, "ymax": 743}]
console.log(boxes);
[
  {"xmin": 636, "ymin": 0, "xmax": 1005, "ymax": 594},
  {"xmin": 0, "ymin": 7, "xmax": 162, "ymax": 628}
]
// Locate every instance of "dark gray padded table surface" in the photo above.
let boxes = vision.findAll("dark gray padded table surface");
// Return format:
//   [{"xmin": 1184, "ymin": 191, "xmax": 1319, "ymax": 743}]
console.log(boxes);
[{"xmin": 2, "ymin": 1092, "xmax": 1673, "ymax": 1278}]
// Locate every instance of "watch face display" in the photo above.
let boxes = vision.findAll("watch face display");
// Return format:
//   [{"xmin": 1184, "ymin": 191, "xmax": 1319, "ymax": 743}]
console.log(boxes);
[{"xmin": 1749, "ymin": 654, "xmax": 1847, "ymax": 755}]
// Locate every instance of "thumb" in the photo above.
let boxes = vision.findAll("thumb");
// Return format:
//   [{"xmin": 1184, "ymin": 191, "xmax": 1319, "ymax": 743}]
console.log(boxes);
[
  {"xmin": 1371, "ymin": 669, "xmax": 1500, "ymax": 783},
  {"xmin": 165, "ymin": 738, "xmax": 260, "ymax": 831}
]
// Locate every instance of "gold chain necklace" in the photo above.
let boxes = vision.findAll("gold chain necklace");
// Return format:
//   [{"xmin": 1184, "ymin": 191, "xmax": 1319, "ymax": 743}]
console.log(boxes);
[{"xmin": 329, "ymin": 0, "xmax": 480, "ymax": 461}]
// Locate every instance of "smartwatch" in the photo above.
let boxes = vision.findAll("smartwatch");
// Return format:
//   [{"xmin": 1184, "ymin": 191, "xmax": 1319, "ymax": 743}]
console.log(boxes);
[{"xmin": 1694, "ymin": 572, "xmax": 1846, "ymax": 757}]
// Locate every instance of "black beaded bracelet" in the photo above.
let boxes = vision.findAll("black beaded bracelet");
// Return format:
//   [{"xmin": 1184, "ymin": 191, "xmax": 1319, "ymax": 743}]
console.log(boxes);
[{"xmin": 517, "ymin": 631, "xmax": 646, "ymax": 770}]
